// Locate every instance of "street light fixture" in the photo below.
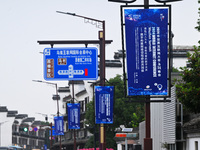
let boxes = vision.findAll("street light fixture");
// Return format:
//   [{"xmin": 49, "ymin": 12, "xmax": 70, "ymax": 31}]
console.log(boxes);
[
  {"xmin": 33, "ymin": 80, "xmax": 62, "ymax": 150},
  {"xmin": 56, "ymin": 11, "xmax": 106, "ymax": 150},
  {"xmin": 32, "ymin": 80, "xmax": 60, "ymax": 116},
  {"xmin": 108, "ymin": 0, "xmax": 136, "ymax": 3},
  {"xmin": 155, "ymin": 0, "xmax": 182, "ymax": 3}
]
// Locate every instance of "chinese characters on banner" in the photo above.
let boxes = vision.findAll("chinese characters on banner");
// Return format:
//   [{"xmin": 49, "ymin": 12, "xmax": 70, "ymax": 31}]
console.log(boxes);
[
  {"xmin": 43, "ymin": 47, "xmax": 98, "ymax": 80},
  {"xmin": 124, "ymin": 9, "xmax": 168, "ymax": 96},
  {"xmin": 54, "ymin": 116, "xmax": 64, "ymax": 135},
  {"xmin": 95, "ymin": 86, "xmax": 114, "ymax": 124},
  {"xmin": 67, "ymin": 103, "xmax": 80, "ymax": 129}
]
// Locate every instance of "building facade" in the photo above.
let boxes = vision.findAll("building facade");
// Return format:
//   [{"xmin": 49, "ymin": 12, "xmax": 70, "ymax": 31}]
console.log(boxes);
[{"xmin": 0, "ymin": 106, "xmax": 46, "ymax": 150}]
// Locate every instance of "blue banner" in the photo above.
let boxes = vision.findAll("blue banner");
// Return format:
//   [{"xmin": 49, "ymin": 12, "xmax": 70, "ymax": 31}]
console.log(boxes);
[
  {"xmin": 95, "ymin": 86, "xmax": 114, "ymax": 124},
  {"xmin": 67, "ymin": 103, "xmax": 80, "ymax": 129},
  {"xmin": 44, "ymin": 47, "xmax": 98, "ymax": 80},
  {"xmin": 124, "ymin": 9, "xmax": 168, "ymax": 96},
  {"xmin": 49, "ymin": 126, "xmax": 56, "ymax": 136},
  {"xmin": 54, "ymin": 116, "xmax": 64, "ymax": 135}
]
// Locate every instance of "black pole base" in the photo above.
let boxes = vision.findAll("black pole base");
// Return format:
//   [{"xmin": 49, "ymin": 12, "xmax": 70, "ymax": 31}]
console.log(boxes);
[{"xmin": 144, "ymin": 138, "xmax": 152, "ymax": 150}]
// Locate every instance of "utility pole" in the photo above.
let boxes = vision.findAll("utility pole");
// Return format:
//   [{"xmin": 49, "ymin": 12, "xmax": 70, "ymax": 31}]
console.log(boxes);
[{"xmin": 56, "ymin": 11, "xmax": 107, "ymax": 150}]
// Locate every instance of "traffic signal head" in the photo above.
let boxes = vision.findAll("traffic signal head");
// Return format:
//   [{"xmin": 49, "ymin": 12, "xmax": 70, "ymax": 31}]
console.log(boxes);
[{"xmin": 23, "ymin": 127, "xmax": 28, "ymax": 132}]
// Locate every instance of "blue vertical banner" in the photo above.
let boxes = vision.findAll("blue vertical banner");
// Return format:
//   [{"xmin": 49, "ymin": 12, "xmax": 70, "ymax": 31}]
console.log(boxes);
[
  {"xmin": 49, "ymin": 126, "xmax": 56, "ymax": 136},
  {"xmin": 54, "ymin": 116, "xmax": 64, "ymax": 135},
  {"xmin": 44, "ymin": 144, "xmax": 47, "ymax": 150},
  {"xmin": 67, "ymin": 103, "xmax": 80, "ymax": 129},
  {"xmin": 124, "ymin": 9, "xmax": 168, "ymax": 96},
  {"xmin": 95, "ymin": 86, "xmax": 114, "ymax": 124}
]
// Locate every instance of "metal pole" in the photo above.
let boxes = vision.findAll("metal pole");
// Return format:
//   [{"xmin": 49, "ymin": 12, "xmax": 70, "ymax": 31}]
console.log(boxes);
[
  {"xmin": 72, "ymin": 81, "xmax": 77, "ymax": 150},
  {"xmin": 143, "ymin": 1, "xmax": 153, "ymax": 150},
  {"xmin": 125, "ymin": 137, "xmax": 128, "ymax": 150},
  {"xmin": 50, "ymin": 123, "xmax": 53, "ymax": 150},
  {"xmin": 94, "ymin": 125, "xmax": 96, "ymax": 150},
  {"xmin": 56, "ymin": 84, "xmax": 60, "ymax": 117},
  {"xmin": 144, "ymin": 96, "xmax": 152, "ymax": 150},
  {"xmin": 99, "ymin": 21, "xmax": 106, "ymax": 150},
  {"xmin": 56, "ymin": 11, "xmax": 107, "ymax": 150},
  {"xmin": 55, "ymin": 84, "xmax": 62, "ymax": 150}
]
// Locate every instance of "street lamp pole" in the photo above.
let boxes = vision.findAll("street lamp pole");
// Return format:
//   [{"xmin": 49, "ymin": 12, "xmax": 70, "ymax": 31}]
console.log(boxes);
[
  {"xmin": 56, "ymin": 11, "xmax": 106, "ymax": 150},
  {"xmin": 33, "ymin": 80, "xmax": 60, "ymax": 116},
  {"xmin": 32, "ymin": 80, "xmax": 61, "ymax": 150}
]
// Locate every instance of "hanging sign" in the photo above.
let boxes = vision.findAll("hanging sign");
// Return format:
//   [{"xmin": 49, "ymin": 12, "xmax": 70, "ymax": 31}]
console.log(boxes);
[
  {"xmin": 95, "ymin": 86, "xmax": 114, "ymax": 124},
  {"xmin": 124, "ymin": 8, "xmax": 168, "ymax": 96},
  {"xmin": 54, "ymin": 116, "xmax": 64, "ymax": 135},
  {"xmin": 67, "ymin": 103, "xmax": 80, "ymax": 129}
]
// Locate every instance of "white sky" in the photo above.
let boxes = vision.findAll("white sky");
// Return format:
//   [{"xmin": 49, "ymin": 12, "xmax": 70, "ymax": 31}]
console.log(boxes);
[{"xmin": 0, "ymin": 0, "xmax": 199, "ymax": 122}]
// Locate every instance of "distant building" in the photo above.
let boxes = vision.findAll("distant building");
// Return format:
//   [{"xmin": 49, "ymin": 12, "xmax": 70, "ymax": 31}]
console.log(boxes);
[{"xmin": 0, "ymin": 106, "xmax": 46, "ymax": 150}]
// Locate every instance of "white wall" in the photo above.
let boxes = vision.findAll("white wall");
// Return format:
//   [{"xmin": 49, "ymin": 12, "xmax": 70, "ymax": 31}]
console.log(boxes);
[
  {"xmin": 186, "ymin": 137, "xmax": 200, "ymax": 150},
  {"xmin": 0, "ymin": 112, "xmax": 15, "ymax": 146},
  {"xmin": 151, "ymin": 86, "xmax": 176, "ymax": 150}
]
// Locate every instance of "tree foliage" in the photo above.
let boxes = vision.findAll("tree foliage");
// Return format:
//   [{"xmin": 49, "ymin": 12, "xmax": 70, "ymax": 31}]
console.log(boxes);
[
  {"xmin": 195, "ymin": 0, "xmax": 200, "ymax": 44},
  {"xmin": 176, "ymin": 1, "xmax": 200, "ymax": 113},
  {"xmin": 84, "ymin": 75, "xmax": 145, "ymax": 149},
  {"xmin": 176, "ymin": 48, "xmax": 200, "ymax": 113}
]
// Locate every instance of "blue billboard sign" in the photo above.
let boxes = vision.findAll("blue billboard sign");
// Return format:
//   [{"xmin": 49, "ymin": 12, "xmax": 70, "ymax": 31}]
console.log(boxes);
[
  {"xmin": 54, "ymin": 116, "xmax": 64, "ymax": 135},
  {"xmin": 44, "ymin": 47, "xmax": 98, "ymax": 80},
  {"xmin": 124, "ymin": 9, "xmax": 168, "ymax": 96},
  {"xmin": 67, "ymin": 103, "xmax": 80, "ymax": 129},
  {"xmin": 95, "ymin": 86, "xmax": 114, "ymax": 124}
]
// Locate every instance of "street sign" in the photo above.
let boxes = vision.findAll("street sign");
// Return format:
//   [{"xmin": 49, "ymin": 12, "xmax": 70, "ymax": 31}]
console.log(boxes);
[
  {"xmin": 67, "ymin": 103, "xmax": 80, "ymax": 129},
  {"xmin": 43, "ymin": 47, "xmax": 98, "ymax": 80},
  {"xmin": 54, "ymin": 116, "xmax": 64, "ymax": 135},
  {"xmin": 29, "ymin": 127, "xmax": 33, "ymax": 132},
  {"xmin": 95, "ymin": 86, "xmax": 114, "ymax": 124},
  {"xmin": 115, "ymin": 133, "xmax": 138, "ymax": 138},
  {"xmin": 122, "ymin": 128, "xmax": 133, "ymax": 132},
  {"xmin": 124, "ymin": 9, "xmax": 168, "ymax": 96}
]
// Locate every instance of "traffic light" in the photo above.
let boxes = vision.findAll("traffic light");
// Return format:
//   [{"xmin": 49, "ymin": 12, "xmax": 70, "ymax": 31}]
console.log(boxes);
[{"xmin": 23, "ymin": 127, "xmax": 28, "ymax": 132}]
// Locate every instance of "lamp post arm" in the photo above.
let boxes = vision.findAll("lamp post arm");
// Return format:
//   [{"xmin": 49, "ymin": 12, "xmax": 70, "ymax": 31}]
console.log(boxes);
[{"xmin": 56, "ymin": 11, "xmax": 104, "ymax": 23}]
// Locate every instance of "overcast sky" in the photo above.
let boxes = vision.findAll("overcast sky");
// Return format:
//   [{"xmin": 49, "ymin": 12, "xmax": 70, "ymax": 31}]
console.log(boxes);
[{"xmin": 0, "ymin": 0, "xmax": 199, "ymax": 122}]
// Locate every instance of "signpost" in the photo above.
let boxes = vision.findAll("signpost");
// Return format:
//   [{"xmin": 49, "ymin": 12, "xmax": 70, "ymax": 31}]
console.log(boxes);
[
  {"xmin": 124, "ymin": 8, "xmax": 168, "ymax": 96},
  {"xmin": 95, "ymin": 86, "xmax": 114, "ymax": 124},
  {"xmin": 44, "ymin": 47, "xmax": 98, "ymax": 80},
  {"xmin": 67, "ymin": 103, "xmax": 80, "ymax": 129}
]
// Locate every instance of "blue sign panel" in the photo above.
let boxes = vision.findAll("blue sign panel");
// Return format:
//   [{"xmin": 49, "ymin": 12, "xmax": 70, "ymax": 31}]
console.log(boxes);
[
  {"xmin": 44, "ymin": 47, "xmax": 98, "ymax": 80},
  {"xmin": 44, "ymin": 144, "xmax": 47, "ymax": 150},
  {"xmin": 67, "ymin": 103, "xmax": 80, "ymax": 129},
  {"xmin": 54, "ymin": 116, "xmax": 64, "ymax": 135},
  {"xmin": 124, "ymin": 9, "xmax": 168, "ymax": 96},
  {"xmin": 49, "ymin": 126, "xmax": 56, "ymax": 136},
  {"xmin": 95, "ymin": 86, "xmax": 114, "ymax": 124}
]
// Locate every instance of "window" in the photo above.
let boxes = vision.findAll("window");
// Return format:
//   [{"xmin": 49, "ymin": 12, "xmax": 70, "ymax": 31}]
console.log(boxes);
[{"xmin": 195, "ymin": 141, "xmax": 198, "ymax": 150}]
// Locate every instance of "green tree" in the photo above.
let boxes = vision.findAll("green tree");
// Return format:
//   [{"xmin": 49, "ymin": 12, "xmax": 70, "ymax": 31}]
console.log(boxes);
[
  {"xmin": 176, "ymin": 48, "xmax": 200, "ymax": 113},
  {"xmin": 195, "ymin": 0, "xmax": 200, "ymax": 44},
  {"xmin": 84, "ymin": 75, "xmax": 145, "ymax": 149},
  {"xmin": 176, "ymin": 1, "xmax": 200, "ymax": 113}
]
